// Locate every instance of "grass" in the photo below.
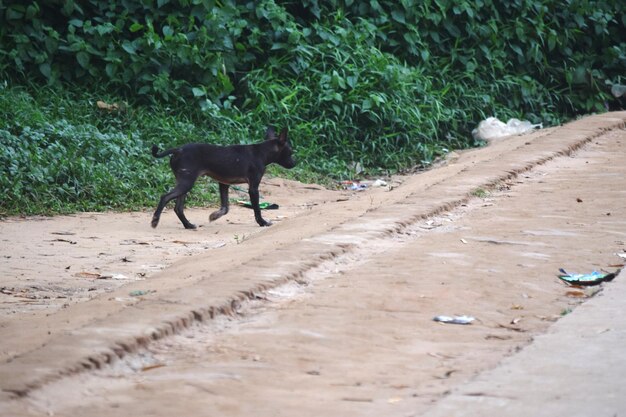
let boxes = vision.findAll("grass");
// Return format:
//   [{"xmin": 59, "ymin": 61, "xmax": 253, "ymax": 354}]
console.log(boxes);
[
  {"xmin": 0, "ymin": 82, "xmax": 337, "ymax": 216},
  {"xmin": 471, "ymin": 188, "xmax": 490, "ymax": 199}
]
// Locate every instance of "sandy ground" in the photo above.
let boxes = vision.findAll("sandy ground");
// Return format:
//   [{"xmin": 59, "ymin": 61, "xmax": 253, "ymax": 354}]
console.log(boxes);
[
  {"xmin": 1, "ymin": 112, "xmax": 625, "ymax": 416},
  {"xmin": 0, "ymin": 178, "xmax": 346, "ymax": 320}
]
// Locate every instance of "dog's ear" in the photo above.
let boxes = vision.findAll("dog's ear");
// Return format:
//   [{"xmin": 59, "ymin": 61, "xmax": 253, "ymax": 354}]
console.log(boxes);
[
  {"xmin": 265, "ymin": 126, "xmax": 277, "ymax": 140},
  {"xmin": 278, "ymin": 127, "xmax": 288, "ymax": 144}
]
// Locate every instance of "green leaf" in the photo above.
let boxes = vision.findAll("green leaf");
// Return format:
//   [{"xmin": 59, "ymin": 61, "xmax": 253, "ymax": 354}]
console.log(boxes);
[
  {"xmin": 162, "ymin": 26, "xmax": 174, "ymax": 37},
  {"xmin": 121, "ymin": 41, "xmax": 137, "ymax": 55},
  {"xmin": 130, "ymin": 22, "xmax": 144, "ymax": 33},
  {"xmin": 510, "ymin": 44, "xmax": 523, "ymax": 56},
  {"xmin": 191, "ymin": 87, "xmax": 206, "ymax": 97},
  {"xmin": 25, "ymin": 4, "xmax": 39, "ymax": 19},
  {"xmin": 391, "ymin": 10, "xmax": 406, "ymax": 24},
  {"xmin": 69, "ymin": 19, "xmax": 83, "ymax": 28},
  {"xmin": 76, "ymin": 52, "xmax": 89, "ymax": 68},
  {"xmin": 6, "ymin": 6, "xmax": 24, "ymax": 20},
  {"xmin": 105, "ymin": 63, "xmax": 116, "ymax": 78},
  {"xmin": 39, "ymin": 62, "xmax": 51, "ymax": 79}
]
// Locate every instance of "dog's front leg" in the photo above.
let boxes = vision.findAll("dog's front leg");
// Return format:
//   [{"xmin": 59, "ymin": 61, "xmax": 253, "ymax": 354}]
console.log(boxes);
[
  {"xmin": 209, "ymin": 183, "xmax": 230, "ymax": 222},
  {"xmin": 249, "ymin": 182, "xmax": 271, "ymax": 227}
]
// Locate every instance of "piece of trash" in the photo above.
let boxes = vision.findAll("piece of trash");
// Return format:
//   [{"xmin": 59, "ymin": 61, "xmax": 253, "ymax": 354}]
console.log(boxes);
[
  {"xmin": 237, "ymin": 200, "xmax": 279, "ymax": 210},
  {"xmin": 486, "ymin": 334, "xmax": 512, "ymax": 340},
  {"xmin": 120, "ymin": 239, "xmax": 150, "ymax": 246},
  {"xmin": 129, "ymin": 290, "xmax": 154, "ymax": 297},
  {"xmin": 472, "ymin": 117, "xmax": 542, "ymax": 141},
  {"xmin": 616, "ymin": 253, "xmax": 626, "ymax": 260},
  {"xmin": 74, "ymin": 271, "xmax": 102, "ymax": 279},
  {"xmin": 172, "ymin": 240, "xmax": 196, "ymax": 245},
  {"xmin": 340, "ymin": 180, "xmax": 368, "ymax": 191},
  {"xmin": 427, "ymin": 352, "xmax": 455, "ymax": 359},
  {"xmin": 433, "ymin": 315, "xmax": 475, "ymax": 325},
  {"xmin": 537, "ymin": 314, "xmax": 560, "ymax": 322},
  {"xmin": 372, "ymin": 179, "xmax": 388, "ymax": 187},
  {"xmin": 460, "ymin": 238, "xmax": 468, "ymax": 244},
  {"xmin": 576, "ymin": 197, "xmax": 583, "ymax": 203},
  {"xmin": 387, "ymin": 397, "xmax": 403, "ymax": 404},
  {"xmin": 110, "ymin": 273, "xmax": 129, "ymax": 280},
  {"xmin": 141, "ymin": 363, "xmax": 166, "ymax": 372},
  {"xmin": 341, "ymin": 398, "xmax": 373, "ymax": 403},
  {"xmin": 96, "ymin": 100, "xmax": 120, "ymax": 111},
  {"xmin": 558, "ymin": 268, "xmax": 619, "ymax": 286},
  {"xmin": 434, "ymin": 369, "xmax": 457, "ymax": 380},
  {"xmin": 349, "ymin": 183, "xmax": 368, "ymax": 191},
  {"xmin": 51, "ymin": 238, "xmax": 77, "ymax": 244},
  {"xmin": 497, "ymin": 323, "xmax": 525, "ymax": 332}
]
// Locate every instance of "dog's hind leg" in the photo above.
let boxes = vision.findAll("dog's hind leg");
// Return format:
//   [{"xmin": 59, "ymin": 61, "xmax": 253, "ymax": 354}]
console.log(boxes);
[
  {"xmin": 174, "ymin": 194, "xmax": 196, "ymax": 229},
  {"xmin": 151, "ymin": 177, "xmax": 196, "ymax": 229},
  {"xmin": 209, "ymin": 183, "xmax": 230, "ymax": 222}
]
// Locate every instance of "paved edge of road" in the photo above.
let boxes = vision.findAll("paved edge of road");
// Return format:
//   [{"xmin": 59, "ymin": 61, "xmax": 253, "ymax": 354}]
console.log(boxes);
[
  {"xmin": 1, "ymin": 112, "xmax": 625, "ymax": 400},
  {"xmin": 421, "ymin": 267, "xmax": 626, "ymax": 417}
]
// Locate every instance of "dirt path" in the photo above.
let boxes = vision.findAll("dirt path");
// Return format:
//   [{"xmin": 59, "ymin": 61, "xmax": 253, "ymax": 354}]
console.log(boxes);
[{"xmin": 1, "ymin": 112, "xmax": 625, "ymax": 416}]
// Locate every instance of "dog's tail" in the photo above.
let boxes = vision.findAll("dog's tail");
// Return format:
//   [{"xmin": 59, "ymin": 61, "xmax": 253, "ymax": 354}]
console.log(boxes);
[{"xmin": 151, "ymin": 144, "xmax": 177, "ymax": 158}]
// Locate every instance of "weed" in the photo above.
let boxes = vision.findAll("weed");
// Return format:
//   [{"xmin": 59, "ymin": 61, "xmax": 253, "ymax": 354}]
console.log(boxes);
[
  {"xmin": 234, "ymin": 234, "xmax": 248, "ymax": 245},
  {"xmin": 471, "ymin": 188, "xmax": 490, "ymax": 199}
]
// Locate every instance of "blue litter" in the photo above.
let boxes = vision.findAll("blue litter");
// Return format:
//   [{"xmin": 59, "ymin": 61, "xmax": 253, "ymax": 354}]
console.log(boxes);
[{"xmin": 557, "ymin": 268, "xmax": 618, "ymax": 286}]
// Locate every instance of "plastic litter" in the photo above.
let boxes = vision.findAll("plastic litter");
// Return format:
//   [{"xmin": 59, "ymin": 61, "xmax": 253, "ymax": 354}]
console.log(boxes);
[
  {"xmin": 372, "ymin": 179, "xmax": 388, "ymax": 187},
  {"xmin": 340, "ymin": 181, "xmax": 368, "ymax": 191},
  {"xmin": 350, "ymin": 183, "xmax": 368, "ymax": 191},
  {"xmin": 557, "ymin": 268, "xmax": 619, "ymax": 286},
  {"xmin": 433, "ymin": 315, "xmax": 475, "ymax": 325},
  {"xmin": 472, "ymin": 117, "xmax": 542, "ymax": 141},
  {"xmin": 237, "ymin": 200, "xmax": 279, "ymax": 210},
  {"xmin": 129, "ymin": 290, "xmax": 154, "ymax": 296}
]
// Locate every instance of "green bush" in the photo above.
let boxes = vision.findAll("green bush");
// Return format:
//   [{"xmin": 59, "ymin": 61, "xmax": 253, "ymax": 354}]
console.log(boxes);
[
  {"xmin": 0, "ymin": 85, "xmax": 216, "ymax": 215},
  {"xmin": 0, "ymin": 1, "xmax": 624, "ymax": 215}
]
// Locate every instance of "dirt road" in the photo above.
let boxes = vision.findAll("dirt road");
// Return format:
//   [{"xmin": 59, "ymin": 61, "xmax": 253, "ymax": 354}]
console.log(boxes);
[{"xmin": 1, "ymin": 112, "xmax": 625, "ymax": 416}]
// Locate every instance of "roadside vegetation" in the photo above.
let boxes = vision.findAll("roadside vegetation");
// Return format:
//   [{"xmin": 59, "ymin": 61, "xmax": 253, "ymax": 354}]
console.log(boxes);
[{"xmin": 1, "ymin": 0, "xmax": 624, "ymax": 215}]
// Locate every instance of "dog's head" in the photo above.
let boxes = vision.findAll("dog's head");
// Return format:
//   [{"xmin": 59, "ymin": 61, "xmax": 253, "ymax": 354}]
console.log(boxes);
[{"xmin": 266, "ymin": 126, "xmax": 296, "ymax": 169}]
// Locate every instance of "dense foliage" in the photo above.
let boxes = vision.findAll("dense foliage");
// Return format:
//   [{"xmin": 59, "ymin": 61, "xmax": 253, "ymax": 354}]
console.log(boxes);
[{"xmin": 1, "ymin": 0, "xmax": 624, "ymax": 215}]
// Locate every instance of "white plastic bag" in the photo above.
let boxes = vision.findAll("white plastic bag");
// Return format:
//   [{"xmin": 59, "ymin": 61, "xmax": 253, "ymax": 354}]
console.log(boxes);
[{"xmin": 472, "ymin": 117, "xmax": 542, "ymax": 141}]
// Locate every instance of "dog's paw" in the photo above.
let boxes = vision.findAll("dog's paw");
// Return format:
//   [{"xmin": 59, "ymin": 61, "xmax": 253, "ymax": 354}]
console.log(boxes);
[
  {"xmin": 151, "ymin": 218, "xmax": 159, "ymax": 228},
  {"xmin": 258, "ymin": 220, "xmax": 272, "ymax": 227},
  {"xmin": 209, "ymin": 209, "xmax": 226, "ymax": 222},
  {"xmin": 184, "ymin": 223, "xmax": 197, "ymax": 230}
]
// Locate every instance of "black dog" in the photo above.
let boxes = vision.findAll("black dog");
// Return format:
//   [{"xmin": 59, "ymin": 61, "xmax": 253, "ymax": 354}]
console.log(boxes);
[{"xmin": 151, "ymin": 127, "xmax": 296, "ymax": 229}]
